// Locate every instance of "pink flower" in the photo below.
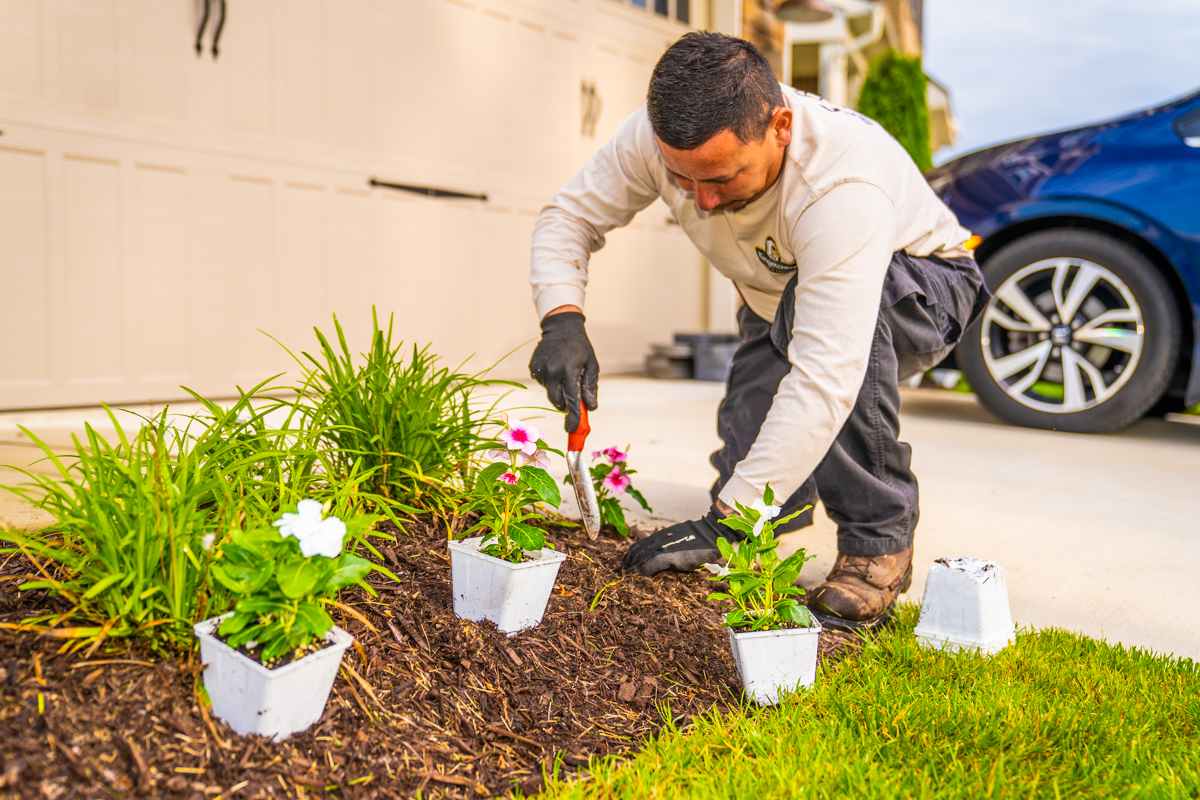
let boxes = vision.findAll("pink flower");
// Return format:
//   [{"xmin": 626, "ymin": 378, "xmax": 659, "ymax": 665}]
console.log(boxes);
[
  {"xmin": 602, "ymin": 467, "xmax": 631, "ymax": 495},
  {"xmin": 497, "ymin": 469, "xmax": 521, "ymax": 485},
  {"xmin": 591, "ymin": 450, "xmax": 603, "ymax": 460},
  {"xmin": 523, "ymin": 450, "xmax": 550, "ymax": 471},
  {"xmin": 603, "ymin": 447, "xmax": 628, "ymax": 463},
  {"xmin": 499, "ymin": 419, "xmax": 540, "ymax": 456},
  {"xmin": 486, "ymin": 448, "xmax": 510, "ymax": 462}
]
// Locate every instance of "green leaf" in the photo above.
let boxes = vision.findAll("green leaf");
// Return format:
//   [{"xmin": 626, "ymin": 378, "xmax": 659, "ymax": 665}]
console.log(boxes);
[
  {"xmin": 509, "ymin": 521, "xmax": 545, "ymax": 553},
  {"xmin": 276, "ymin": 560, "xmax": 323, "ymax": 599},
  {"xmin": 476, "ymin": 461, "xmax": 509, "ymax": 490},
  {"xmin": 328, "ymin": 553, "xmax": 372, "ymax": 592},
  {"xmin": 763, "ymin": 483, "xmax": 775, "ymax": 506},
  {"xmin": 627, "ymin": 486, "xmax": 652, "ymax": 512},
  {"xmin": 295, "ymin": 601, "xmax": 334, "ymax": 637},
  {"xmin": 522, "ymin": 467, "xmax": 561, "ymax": 508},
  {"xmin": 81, "ymin": 572, "xmax": 126, "ymax": 600},
  {"xmin": 715, "ymin": 537, "xmax": 734, "ymax": 560},
  {"xmin": 603, "ymin": 500, "xmax": 629, "ymax": 537},
  {"xmin": 719, "ymin": 516, "xmax": 754, "ymax": 535}
]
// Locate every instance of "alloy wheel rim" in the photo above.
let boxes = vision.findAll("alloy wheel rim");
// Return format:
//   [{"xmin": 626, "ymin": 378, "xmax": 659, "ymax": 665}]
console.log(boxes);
[{"xmin": 980, "ymin": 257, "xmax": 1144, "ymax": 414}]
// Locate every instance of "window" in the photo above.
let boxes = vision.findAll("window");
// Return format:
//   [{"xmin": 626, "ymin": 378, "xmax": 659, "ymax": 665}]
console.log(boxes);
[
  {"xmin": 1173, "ymin": 108, "xmax": 1200, "ymax": 148},
  {"xmin": 609, "ymin": 0, "xmax": 691, "ymax": 25}
]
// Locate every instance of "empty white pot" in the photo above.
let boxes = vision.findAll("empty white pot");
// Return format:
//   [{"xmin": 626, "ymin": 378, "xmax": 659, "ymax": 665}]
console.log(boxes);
[
  {"xmin": 727, "ymin": 618, "xmax": 823, "ymax": 706},
  {"xmin": 448, "ymin": 536, "xmax": 567, "ymax": 634},
  {"xmin": 913, "ymin": 556, "xmax": 1014, "ymax": 656},
  {"xmin": 193, "ymin": 614, "xmax": 353, "ymax": 741}
]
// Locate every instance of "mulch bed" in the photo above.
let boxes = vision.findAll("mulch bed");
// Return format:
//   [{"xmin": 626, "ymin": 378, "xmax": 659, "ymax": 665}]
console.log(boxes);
[{"xmin": 0, "ymin": 519, "xmax": 860, "ymax": 799}]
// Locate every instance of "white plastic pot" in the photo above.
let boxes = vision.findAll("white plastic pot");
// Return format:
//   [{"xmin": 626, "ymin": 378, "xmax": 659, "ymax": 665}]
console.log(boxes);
[
  {"xmin": 448, "ymin": 536, "xmax": 567, "ymax": 634},
  {"xmin": 727, "ymin": 617, "xmax": 823, "ymax": 706},
  {"xmin": 193, "ymin": 614, "xmax": 353, "ymax": 741},
  {"xmin": 913, "ymin": 556, "xmax": 1014, "ymax": 656}
]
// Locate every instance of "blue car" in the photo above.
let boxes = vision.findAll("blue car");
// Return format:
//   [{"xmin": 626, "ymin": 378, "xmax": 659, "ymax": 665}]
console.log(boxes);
[{"xmin": 926, "ymin": 90, "xmax": 1200, "ymax": 432}]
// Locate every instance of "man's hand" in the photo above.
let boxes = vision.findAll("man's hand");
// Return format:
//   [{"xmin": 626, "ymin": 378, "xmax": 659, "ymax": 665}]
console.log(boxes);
[
  {"xmin": 529, "ymin": 309, "xmax": 599, "ymax": 433},
  {"xmin": 620, "ymin": 507, "xmax": 738, "ymax": 576}
]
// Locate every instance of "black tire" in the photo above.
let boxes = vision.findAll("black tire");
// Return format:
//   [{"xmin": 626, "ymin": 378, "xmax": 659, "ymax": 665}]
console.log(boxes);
[{"xmin": 959, "ymin": 229, "xmax": 1180, "ymax": 433}]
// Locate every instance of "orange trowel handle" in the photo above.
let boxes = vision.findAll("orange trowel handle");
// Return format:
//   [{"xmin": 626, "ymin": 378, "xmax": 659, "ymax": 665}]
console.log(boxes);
[{"xmin": 567, "ymin": 402, "xmax": 590, "ymax": 452}]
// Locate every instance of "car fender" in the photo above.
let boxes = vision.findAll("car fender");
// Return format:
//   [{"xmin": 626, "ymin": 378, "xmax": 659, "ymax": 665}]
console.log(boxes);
[{"xmin": 968, "ymin": 196, "xmax": 1200, "ymax": 407}]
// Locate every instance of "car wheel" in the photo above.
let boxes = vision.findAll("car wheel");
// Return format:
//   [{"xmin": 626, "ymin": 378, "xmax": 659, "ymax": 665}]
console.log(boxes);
[{"xmin": 959, "ymin": 229, "xmax": 1180, "ymax": 433}]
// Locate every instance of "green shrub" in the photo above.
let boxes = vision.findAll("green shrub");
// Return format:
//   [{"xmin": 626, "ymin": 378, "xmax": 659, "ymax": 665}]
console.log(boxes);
[
  {"xmin": 857, "ymin": 49, "xmax": 933, "ymax": 172},
  {"xmin": 289, "ymin": 310, "xmax": 518, "ymax": 517},
  {"xmin": 1, "ymin": 407, "xmax": 232, "ymax": 654},
  {"xmin": 0, "ymin": 387, "xmax": 392, "ymax": 655}
]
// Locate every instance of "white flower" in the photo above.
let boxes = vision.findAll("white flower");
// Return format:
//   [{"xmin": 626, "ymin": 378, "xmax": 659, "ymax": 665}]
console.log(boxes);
[
  {"xmin": 274, "ymin": 499, "xmax": 323, "ymax": 540},
  {"xmin": 274, "ymin": 499, "xmax": 346, "ymax": 558},
  {"xmin": 750, "ymin": 498, "xmax": 781, "ymax": 536},
  {"xmin": 298, "ymin": 515, "xmax": 347, "ymax": 558},
  {"xmin": 201, "ymin": 533, "xmax": 215, "ymax": 552},
  {"xmin": 702, "ymin": 562, "xmax": 730, "ymax": 577}
]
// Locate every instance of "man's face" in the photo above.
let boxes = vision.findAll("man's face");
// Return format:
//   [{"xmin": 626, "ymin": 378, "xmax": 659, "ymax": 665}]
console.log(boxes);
[{"xmin": 657, "ymin": 107, "xmax": 793, "ymax": 212}]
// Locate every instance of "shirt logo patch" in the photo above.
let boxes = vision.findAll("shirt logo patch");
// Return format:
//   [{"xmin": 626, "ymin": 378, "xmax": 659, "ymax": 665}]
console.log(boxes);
[{"xmin": 755, "ymin": 236, "xmax": 798, "ymax": 274}]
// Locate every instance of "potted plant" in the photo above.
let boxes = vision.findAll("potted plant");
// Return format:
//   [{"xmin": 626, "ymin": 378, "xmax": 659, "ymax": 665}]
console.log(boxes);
[
  {"xmin": 705, "ymin": 485, "xmax": 820, "ymax": 706},
  {"xmin": 567, "ymin": 445, "xmax": 653, "ymax": 537},
  {"xmin": 193, "ymin": 500, "xmax": 378, "ymax": 741},
  {"xmin": 449, "ymin": 415, "xmax": 566, "ymax": 634}
]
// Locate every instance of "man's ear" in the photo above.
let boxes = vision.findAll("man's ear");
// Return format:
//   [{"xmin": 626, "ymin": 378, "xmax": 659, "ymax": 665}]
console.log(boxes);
[{"xmin": 770, "ymin": 107, "xmax": 793, "ymax": 148}]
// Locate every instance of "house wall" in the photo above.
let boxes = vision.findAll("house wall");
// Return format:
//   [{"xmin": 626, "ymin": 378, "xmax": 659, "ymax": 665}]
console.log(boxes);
[{"xmin": 0, "ymin": 0, "xmax": 704, "ymax": 410}]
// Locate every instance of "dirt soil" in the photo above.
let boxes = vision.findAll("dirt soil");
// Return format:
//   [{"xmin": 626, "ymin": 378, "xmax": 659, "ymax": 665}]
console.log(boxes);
[{"xmin": 0, "ymin": 520, "xmax": 860, "ymax": 799}]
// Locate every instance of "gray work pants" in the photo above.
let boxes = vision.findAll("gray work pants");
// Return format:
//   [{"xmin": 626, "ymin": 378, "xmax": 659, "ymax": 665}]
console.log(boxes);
[{"xmin": 710, "ymin": 251, "xmax": 987, "ymax": 556}]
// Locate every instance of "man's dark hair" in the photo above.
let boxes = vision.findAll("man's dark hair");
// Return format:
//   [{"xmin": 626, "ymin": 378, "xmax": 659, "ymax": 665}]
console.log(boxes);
[{"xmin": 647, "ymin": 31, "xmax": 784, "ymax": 150}]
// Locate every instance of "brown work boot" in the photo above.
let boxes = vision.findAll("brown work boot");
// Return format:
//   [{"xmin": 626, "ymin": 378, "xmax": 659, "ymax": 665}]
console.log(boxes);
[{"xmin": 808, "ymin": 546, "xmax": 913, "ymax": 631}]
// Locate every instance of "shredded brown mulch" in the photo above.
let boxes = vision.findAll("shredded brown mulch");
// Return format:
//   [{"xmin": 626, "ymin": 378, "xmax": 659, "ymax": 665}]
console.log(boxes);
[{"xmin": 0, "ymin": 520, "xmax": 860, "ymax": 799}]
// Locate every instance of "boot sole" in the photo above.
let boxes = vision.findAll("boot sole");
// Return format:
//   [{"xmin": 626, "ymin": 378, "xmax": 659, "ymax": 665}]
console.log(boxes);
[{"xmin": 810, "ymin": 563, "xmax": 914, "ymax": 633}]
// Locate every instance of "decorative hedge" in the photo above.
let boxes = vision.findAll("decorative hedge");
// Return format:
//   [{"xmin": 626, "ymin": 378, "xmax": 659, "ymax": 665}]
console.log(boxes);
[{"xmin": 857, "ymin": 49, "xmax": 933, "ymax": 173}]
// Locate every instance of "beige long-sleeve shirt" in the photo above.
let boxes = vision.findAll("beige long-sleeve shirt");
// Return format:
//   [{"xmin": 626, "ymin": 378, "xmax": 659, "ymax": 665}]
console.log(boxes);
[{"xmin": 531, "ymin": 86, "xmax": 973, "ymax": 509}]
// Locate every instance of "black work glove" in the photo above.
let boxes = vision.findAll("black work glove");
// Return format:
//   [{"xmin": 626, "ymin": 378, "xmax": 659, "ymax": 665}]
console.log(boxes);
[
  {"xmin": 620, "ymin": 508, "xmax": 741, "ymax": 576},
  {"xmin": 529, "ymin": 311, "xmax": 599, "ymax": 433}
]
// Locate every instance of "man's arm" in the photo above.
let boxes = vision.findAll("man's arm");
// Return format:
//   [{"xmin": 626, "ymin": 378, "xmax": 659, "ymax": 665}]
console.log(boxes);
[
  {"xmin": 529, "ymin": 109, "xmax": 663, "ymax": 431},
  {"xmin": 718, "ymin": 182, "xmax": 898, "ymax": 508},
  {"xmin": 530, "ymin": 108, "xmax": 663, "ymax": 320}
]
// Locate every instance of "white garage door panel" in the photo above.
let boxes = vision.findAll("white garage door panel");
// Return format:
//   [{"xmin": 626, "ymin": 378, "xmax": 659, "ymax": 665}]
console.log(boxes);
[
  {"xmin": 62, "ymin": 156, "xmax": 123, "ymax": 385},
  {"xmin": 326, "ymin": 0, "xmax": 373, "ymax": 156},
  {"xmin": 226, "ymin": 0, "xmax": 275, "ymax": 140},
  {"xmin": 0, "ymin": 147, "xmax": 51, "ymax": 389},
  {"xmin": 59, "ymin": 0, "xmax": 119, "ymax": 114},
  {"xmin": 283, "ymin": 0, "xmax": 325, "ymax": 147},
  {"xmin": 278, "ymin": 183, "xmax": 328, "ymax": 359},
  {"xmin": 0, "ymin": 0, "xmax": 43, "ymax": 103},
  {"xmin": 229, "ymin": 177, "xmax": 279, "ymax": 382},
  {"xmin": 131, "ymin": 0, "xmax": 189, "ymax": 126},
  {"xmin": 133, "ymin": 165, "xmax": 190, "ymax": 383},
  {"xmin": 0, "ymin": 0, "xmax": 703, "ymax": 409},
  {"xmin": 328, "ymin": 189, "xmax": 376, "ymax": 350}
]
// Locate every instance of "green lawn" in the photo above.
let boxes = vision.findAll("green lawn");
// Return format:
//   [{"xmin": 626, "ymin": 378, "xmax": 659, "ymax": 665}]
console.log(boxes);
[{"xmin": 540, "ymin": 605, "xmax": 1200, "ymax": 799}]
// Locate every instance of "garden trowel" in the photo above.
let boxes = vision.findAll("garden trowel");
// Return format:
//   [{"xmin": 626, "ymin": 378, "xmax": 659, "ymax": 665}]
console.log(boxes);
[{"xmin": 567, "ymin": 402, "xmax": 601, "ymax": 539}]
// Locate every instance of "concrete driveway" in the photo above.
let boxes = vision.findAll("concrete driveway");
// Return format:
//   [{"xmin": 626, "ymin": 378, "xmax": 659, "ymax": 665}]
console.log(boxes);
[
  {"xmin": 506, "ymin": 378, "xmax": 1200, "ymax": 663},
  {"xmin": 3, "ymin": 379, "xmax": 1198, "ymax": 661}
]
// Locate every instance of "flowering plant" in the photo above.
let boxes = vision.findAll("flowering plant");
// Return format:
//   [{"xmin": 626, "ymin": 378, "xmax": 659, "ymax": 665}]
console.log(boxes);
[
  {"xmin": 567, "ymin": 446, "xmax": 652, "ymax": 537},
  {"xmin": 459, "ymin": 415, "xmax": 562, "ymax": 562},
  {"xmin": 210, "ymin": 500, "xmax": 379, "ymax": 662},
  {"xmin": 705, "ymin": 484, "xmax": 814, "ymax": 631}
]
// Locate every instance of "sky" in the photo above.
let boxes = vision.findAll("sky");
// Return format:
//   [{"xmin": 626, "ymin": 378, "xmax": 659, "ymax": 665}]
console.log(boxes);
[{"xmin": 923, "ymin": 0, "xmax": 1200, "ymax": 164}]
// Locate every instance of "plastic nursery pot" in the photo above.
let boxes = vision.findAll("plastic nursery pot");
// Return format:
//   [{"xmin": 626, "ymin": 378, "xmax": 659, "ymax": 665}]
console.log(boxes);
[
  {"xmin": 447, "ymin": 536, "xmax": 567, "ymax": 635},
  {"xmin": 727, "ymin": 616, "xmax": 823, "ymax": 706},
  {"xmin": 192, "ymin": 614, "xmax": 353, "ymax": 742},
  {"xmin": 913, "ymin": 556, "xmax": 1015, "ymax": 656}
]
